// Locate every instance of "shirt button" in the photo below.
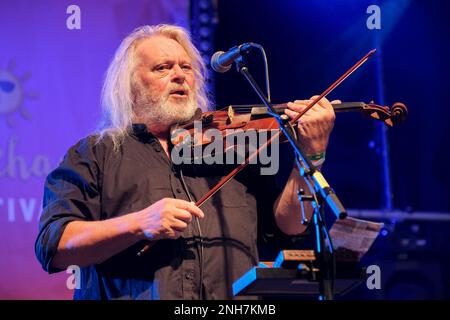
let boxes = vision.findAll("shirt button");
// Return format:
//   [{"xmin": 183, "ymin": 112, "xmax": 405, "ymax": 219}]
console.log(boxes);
[
  {"xmin": 185, "ymin": 272, "xmax": 194, "ymax": 280},
  {"xmin": 176, "ymin": 188, "xmax": 182, "ymax": 194},
  {"xmin": 153, "ymin": 145, "xmax": 162, "ymax": 152}
]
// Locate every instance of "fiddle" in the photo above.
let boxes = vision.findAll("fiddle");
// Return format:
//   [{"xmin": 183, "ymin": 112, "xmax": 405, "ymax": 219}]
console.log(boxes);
[{"xmin": 170, "ymin": 101, "xmax": 408, "ymax": 148}]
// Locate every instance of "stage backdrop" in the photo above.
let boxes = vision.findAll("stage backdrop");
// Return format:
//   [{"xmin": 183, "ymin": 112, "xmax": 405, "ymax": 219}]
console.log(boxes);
[{"xmin": 0, "ymin": 0, "xmax": 189, "ymax": 299}]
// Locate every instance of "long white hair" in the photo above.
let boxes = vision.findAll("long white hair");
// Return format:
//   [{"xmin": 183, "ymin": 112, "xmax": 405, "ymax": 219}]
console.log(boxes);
[{"xmin": 97, "ymin": 24, "xmax": 209, "ymax": 148}]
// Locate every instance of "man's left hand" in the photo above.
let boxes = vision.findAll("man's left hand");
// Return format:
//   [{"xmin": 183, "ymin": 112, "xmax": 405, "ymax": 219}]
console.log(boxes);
[{"xmin": 284, "ymin": 96, "xmax": 338, "ymax": 154}]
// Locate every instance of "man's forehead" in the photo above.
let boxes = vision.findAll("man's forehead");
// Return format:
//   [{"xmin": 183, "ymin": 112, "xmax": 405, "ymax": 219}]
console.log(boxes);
[{"xmin": 135, "ymin": 36, "xmax": 191, "ymax": 63}]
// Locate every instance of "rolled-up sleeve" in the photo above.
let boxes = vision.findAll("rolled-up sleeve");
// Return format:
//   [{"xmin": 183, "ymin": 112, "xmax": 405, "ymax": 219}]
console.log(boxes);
[{"xmin": 35, "ymin": 137, "xmax": 102, "ymax": 273}]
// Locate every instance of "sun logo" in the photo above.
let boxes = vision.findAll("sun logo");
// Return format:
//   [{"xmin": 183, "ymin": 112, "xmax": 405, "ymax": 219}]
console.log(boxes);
[{"xmin": 0, "ymin": 60, "xmax": 38, "ymax": 127}]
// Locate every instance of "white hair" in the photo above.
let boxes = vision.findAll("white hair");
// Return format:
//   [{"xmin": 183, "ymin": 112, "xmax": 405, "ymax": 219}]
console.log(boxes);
[{"xmin": 97, "ymin": 24, "xmax": 210, "ymax": 148}]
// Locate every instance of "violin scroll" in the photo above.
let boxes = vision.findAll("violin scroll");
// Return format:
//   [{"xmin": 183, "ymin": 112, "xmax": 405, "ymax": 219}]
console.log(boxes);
[
  {"xmin": 361, "ymin": 101, "xmax": 408, "ymax": 127},
  {"xmin": 390, "ymin": 102, "xmax": 408, "ymax": 125}
]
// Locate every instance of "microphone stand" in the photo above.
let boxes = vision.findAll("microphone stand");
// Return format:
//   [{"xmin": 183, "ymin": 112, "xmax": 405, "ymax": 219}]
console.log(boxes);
[
  {"xmin": 235, "ymin": 57, "xmax": 344, "ymax": 300},
  {"xmin": 312, "ymin": 198, "xmax": 336, "ymax": 300}
]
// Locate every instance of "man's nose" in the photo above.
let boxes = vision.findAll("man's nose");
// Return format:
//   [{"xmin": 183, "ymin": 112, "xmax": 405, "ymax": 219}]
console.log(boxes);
[{"xmin": 171, "ymin": 64, "xmax": 186, "ymax": 83}]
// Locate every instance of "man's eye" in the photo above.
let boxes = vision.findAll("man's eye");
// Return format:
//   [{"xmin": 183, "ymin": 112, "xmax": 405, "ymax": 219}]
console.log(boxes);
[
  {"xmin": 182, "ymin": 65, "xmax": 192, "ymax": 71},
  {"xmin": 155, "ymin": 65, "xmax": 169, "ymax": 71}
]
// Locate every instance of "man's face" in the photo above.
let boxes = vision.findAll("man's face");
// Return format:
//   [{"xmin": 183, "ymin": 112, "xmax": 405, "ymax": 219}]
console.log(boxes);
[{"xmin": 133, "ymin": 35, "xmax": 198, "ymax": 128}]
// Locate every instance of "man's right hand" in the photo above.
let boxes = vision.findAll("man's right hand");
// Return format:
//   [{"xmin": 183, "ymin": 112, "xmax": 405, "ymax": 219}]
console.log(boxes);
[{"xmin": 134, "ymin": 198, "xmax": 205, "ymax": 241}]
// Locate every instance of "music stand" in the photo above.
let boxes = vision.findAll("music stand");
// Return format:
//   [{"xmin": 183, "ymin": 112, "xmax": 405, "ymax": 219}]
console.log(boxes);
[{"xmin": 233, "ymin": 259, "xmax": 365, "ymax": 298}]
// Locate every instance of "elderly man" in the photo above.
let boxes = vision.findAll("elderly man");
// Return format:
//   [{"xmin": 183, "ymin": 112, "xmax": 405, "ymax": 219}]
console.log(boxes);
[{"xmin": 35, "ymin": 24, "xmax": 335, "ymax": 299}]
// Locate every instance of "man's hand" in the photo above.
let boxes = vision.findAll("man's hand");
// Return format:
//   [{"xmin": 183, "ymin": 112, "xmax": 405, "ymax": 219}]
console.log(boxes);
[
  {"xmin": 284, "ymin": 96, "xmax": 338, "ymax": 154},
  {"xmin": 274, "ymin": 96, "xmax": 338, "ymax": 235},
  {"xmin": 135, "ymin": 198, "xmax": 204, "ymax": 241}
]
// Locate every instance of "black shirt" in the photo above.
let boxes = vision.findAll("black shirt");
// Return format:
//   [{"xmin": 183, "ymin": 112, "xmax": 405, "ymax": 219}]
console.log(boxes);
[{"xmin": 35, "ymin": 125, "xmax": 281, "ymax": 299}]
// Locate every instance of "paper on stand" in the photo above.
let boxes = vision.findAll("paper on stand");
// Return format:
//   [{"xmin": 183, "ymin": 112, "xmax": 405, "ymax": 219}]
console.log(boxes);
[{"xmin": 329, "ymin": 216, "xmax": 384, "ymax": 262}]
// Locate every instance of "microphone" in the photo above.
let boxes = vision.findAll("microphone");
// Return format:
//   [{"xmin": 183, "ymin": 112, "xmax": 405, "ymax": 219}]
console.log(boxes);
[{"xmin": 210, "ymin": 43, "xmax": 255, "ymax": 73}]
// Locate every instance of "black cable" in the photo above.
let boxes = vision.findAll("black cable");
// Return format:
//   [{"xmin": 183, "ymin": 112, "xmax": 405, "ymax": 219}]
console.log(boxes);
[{"xmin": 179, "ymin": 168, "xmax": 205, "ymax": 300}]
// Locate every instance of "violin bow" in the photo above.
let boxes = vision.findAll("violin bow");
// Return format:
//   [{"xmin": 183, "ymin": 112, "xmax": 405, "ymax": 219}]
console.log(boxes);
[
  {"xmin": 137, "ymin": 49, "xmax": 377, "ymax": 256},
  {"xmin": 193, "ymin": 49, "xmax": 377, "ymax": 207}
]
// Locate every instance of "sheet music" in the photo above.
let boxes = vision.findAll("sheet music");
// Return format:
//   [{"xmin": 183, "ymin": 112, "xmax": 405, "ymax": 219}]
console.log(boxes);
[{"xmin": 329, "ymin": 216, "xmax": 384, "ymax": 261}]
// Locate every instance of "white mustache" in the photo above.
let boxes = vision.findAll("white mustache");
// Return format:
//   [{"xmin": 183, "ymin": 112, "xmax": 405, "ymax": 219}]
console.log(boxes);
[{"xmin": 167, "ymin": 85, "xmax": 190, "ymax": 95}]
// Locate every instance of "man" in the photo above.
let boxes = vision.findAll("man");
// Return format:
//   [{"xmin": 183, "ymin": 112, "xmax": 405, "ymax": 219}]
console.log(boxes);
[{"xmin": 35, "ymin": 24, "xmax": 336, "ymax": 299}]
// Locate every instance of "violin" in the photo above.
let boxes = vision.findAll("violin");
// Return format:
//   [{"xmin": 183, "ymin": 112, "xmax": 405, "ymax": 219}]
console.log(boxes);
[{"xmin": 170, "ymin": 101, "xmax": 408, "ymax": 148}]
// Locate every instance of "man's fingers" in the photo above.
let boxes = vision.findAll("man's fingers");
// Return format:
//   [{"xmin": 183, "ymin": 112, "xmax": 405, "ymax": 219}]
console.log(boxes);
[
  {"xmin": 287, "ymin": 101, "xmax": 307, "ymax": 113},
  {"xmin": 172, "ymin": 199, "xmax": 205, "ymax": 218},
  {"xmin": 292, "ymin": 97, "xmax": 340, "ymax": 108},
  {"xmin": 173, "ymin": 209, "xmax": 193, "ymax": 223},
  {"xmin": 284, "ymin": 108, "xmax": 298, "ymax": 120},
  {"xmin": 171, "ymin": 219, "xmax": 188, "ymax": 232},
  {"xmin": 285, "ymin": 105, "xmax": 318, "ymax": 120},
  {"xmin": 288, "ymin": 99, "xmax": 328, "ymax": 112},
  {"xmin": 308, "ymin": 96, "xmax": 334, "ymax": 110}
]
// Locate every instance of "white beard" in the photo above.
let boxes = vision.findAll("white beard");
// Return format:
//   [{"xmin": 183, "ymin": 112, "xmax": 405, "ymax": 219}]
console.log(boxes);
[{"xmin": 134, "ymin": 84, "xmax": 198, "ymax": 127}]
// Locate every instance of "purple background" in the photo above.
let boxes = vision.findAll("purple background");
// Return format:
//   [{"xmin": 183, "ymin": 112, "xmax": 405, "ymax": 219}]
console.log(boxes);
[{"xmin": 0, "ymin": 0, "xmax": 188, "ymax": 299}]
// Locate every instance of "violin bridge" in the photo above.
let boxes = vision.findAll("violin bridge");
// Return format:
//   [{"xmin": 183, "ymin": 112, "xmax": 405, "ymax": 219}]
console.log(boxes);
[{"xmin": 227, "ymin": 106, "xmax": 234, "ymax": 124}]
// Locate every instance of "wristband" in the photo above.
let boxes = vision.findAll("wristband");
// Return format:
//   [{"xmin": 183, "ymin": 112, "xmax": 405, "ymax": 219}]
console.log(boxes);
[{"xmin": 293, "ymin": 151, "xmax": 326, "ymax": 171}]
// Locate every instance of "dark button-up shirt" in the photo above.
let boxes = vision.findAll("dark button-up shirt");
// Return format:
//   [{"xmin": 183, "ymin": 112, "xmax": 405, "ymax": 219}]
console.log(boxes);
[{"xmin": 35, "ymin": 125, "xmax": 281, "ymax": 299}]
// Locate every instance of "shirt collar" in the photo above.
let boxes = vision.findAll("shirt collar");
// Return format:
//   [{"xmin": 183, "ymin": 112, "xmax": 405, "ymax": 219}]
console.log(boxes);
[{"xmin": 131, "ymin": 123, "xmax": 157, "ymax": 142}]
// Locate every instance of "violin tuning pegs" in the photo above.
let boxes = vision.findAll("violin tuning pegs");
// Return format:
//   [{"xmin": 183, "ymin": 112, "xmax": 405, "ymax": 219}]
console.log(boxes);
[
  {"xmin": 370, "ymin": 111, "xmax": 380, "ymax": 120},
  {"xmin": 384, "ymin": 118, "xmax": 394, "ymax": 127}
]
